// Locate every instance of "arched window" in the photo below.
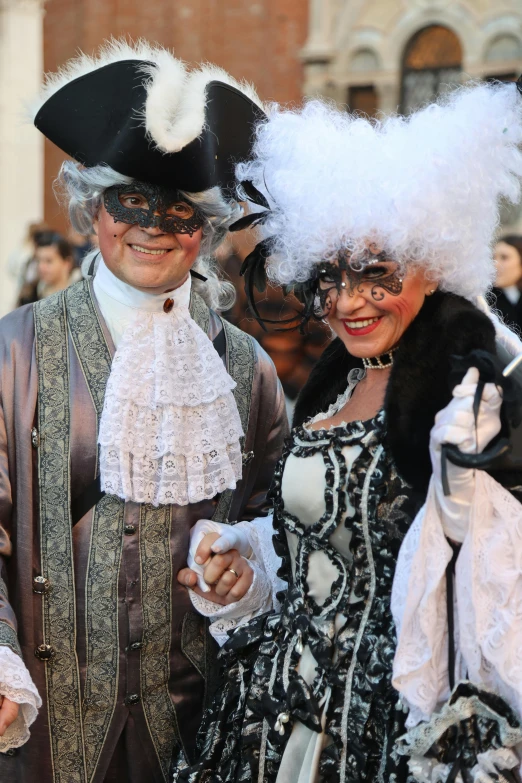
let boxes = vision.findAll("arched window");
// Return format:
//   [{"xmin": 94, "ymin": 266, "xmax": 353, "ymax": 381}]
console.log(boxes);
[
  {"xmin": 485, "ymin": 34, "xmax": 522, "ymax": 63},
  {"xmin": 401, "ymin": 25, "xmax": 462, "ymax": 114},
  {"xmin": 483, "ymin": 34, "xmax": 521, "ymax": 84},
  {"xmin": 350, "ymin": 48, "xmax": 380, "ymax": 72}
]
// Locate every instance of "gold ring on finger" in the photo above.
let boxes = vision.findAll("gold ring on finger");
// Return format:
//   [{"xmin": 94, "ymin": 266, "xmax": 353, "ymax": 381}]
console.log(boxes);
[{"xmin": 227, "ymin": 568, "xmax": 240, "ymax": 579}]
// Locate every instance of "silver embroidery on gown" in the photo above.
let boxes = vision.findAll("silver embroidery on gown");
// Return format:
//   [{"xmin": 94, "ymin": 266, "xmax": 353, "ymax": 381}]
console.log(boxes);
[{"xmin": 174, "ymin": 409, "xmax": 424, "ymax": 783}]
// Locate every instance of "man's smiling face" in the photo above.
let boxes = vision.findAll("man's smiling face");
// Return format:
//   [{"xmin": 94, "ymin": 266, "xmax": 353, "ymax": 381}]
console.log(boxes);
[{"xmin": 93, "ymin": 185, "xmax": 203, "ymax": 294}]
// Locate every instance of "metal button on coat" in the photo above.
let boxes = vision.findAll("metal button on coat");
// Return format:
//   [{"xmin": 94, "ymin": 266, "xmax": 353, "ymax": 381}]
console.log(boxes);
[
  {"xmin": 128, "ymin": 641, "xmax": 143, "ymax": 651},
  {"xmin": 33, "ymin": 575, "xmax": 51, "ymax": 594},
  {"xmin": 163, "ymin": 298, "xmax": 174, "ymax": 313},
  {"xmin": 124, "ymin": 693, "xmax": 140, "ymax": 706},
  {"xmin": 124, "ymin": 524, "xmax": 136, "ymax": 535},
  {"xmin": 35, "ymin": 643, "xmax": 55, "ymax": 661}
]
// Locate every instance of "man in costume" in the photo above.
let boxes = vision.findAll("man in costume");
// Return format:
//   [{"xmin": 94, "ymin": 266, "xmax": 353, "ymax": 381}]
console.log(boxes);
[{"xmin": 0, "ymin": 40, "xmax": 287, "ymax": 783}]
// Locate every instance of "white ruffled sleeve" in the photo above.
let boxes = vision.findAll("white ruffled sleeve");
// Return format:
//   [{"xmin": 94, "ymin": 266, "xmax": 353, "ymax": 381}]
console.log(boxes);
[
  {"xmin": 0, "ymin": 646, "xmax": 42, "ymax": 751},
  {"xmin": 392, "ymin": 472, "xmax": 522, "ymax": 718},
  {"xmin": 188, "ymin": 515, "xmax": 286, "ymax": 646},
  {"xmin": 391, "ymin": 471, "xmax": 522, "ymax": 780},
  {"xmin": 391, "ymin": 480, "xmax": 453, "ymax": 724},
  {"xmin": 458, "ymin": 471, "xmax": 522, "ymax": 713}
]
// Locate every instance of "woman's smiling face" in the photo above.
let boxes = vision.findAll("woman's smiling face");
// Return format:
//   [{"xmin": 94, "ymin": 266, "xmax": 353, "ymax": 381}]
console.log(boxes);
[{"xmin": 319, "ymin": 258, "xmax": 435, "ymax": 357}]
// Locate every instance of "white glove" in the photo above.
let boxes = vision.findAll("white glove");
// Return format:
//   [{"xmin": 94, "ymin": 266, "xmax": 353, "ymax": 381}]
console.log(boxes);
[
  {"xmin": 209, "ymin": 524, "xmax": 252, "ymax": 558},
  {"xmin": 187, "ymin": 519, "xmax": 253, "ymax": 593},
  {"xmin": 429, "ymin": 367, "xmax": 502, "ymax": 542}
]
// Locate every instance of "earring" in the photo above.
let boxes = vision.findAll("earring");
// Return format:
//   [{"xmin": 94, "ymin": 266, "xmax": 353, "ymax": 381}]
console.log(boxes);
[
  {"xmin": 341, "ymin": 282, "xmax": 347, "ymax": 289},
  {"xmin": 429, "ymin": 289, "xmax": 436, "ymax": 295}
]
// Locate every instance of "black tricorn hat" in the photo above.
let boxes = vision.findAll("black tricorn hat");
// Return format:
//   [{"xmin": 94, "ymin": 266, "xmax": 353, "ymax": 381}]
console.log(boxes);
[{"xmin": 34, "ymin": 40, "xmax": 266, "ymax": 194}]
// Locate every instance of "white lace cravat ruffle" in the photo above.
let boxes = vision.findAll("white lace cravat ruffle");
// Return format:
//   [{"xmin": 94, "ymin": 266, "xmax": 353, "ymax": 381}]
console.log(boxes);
[
  {"xmin": 0, "ymin": 646, "xmax": 42, "ymax": 751},
  {"xmin": 96, "ymin": 266, "xmax": 244, "ymax": 506}
]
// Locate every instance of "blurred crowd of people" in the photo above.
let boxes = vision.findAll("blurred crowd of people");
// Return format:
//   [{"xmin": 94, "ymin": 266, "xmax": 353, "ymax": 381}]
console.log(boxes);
[{"xmin": 8, "ymin": 223, "xmax": 97, "ymax": 307}]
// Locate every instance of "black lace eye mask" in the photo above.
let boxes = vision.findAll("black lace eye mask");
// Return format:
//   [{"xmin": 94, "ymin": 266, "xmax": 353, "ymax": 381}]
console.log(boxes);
[
  {"xmin": 313, "ymin": 253, "xmax": 404, "ymax": 316},
  {"xmin": 103, "ymin": 181, "xmax": 205, "ymax": 236}
]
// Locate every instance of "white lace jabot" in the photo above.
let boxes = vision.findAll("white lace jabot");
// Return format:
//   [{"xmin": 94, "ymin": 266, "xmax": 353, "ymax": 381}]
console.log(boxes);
[{"xmin": 94, "ymin": 259, "xmax": 244, "ymax": 506}]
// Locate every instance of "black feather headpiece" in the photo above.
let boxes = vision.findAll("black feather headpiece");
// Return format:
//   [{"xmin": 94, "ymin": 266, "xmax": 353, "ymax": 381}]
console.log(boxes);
[{"xmin": 230, "ymin": 180, "xmax": 318, "ymax": 331}]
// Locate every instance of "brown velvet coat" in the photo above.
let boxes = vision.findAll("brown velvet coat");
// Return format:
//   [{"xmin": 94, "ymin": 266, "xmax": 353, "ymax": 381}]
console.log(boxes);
[{"xmin": 0, "ymin": 282, "xmax": 288, "ymax": 783}]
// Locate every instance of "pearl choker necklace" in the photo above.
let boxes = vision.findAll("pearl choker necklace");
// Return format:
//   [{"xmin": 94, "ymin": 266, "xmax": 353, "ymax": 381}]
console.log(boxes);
[{"xmin": 362, "ymin": 350, "xmax": 395, "ymax": 370}]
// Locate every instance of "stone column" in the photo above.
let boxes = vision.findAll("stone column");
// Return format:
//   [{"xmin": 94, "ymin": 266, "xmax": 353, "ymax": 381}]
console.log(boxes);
[
  {"xmin": 300, "ymin": 0, "xmax": 335, "ymax": 97},
  {"xmin": 374, "ymin": 78, "xmax": 400, "ymax": 116},
  {"xmin": 0, "ymin": 0, "xmax": 45, "ymax": 316}
]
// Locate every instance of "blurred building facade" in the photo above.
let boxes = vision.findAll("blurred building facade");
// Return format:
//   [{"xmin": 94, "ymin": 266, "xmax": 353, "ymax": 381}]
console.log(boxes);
[
  {"xmin": 0, "ymin": 0, "xmax": 44, "ymax": 315},
  {"xmin": 301, "ymin": 0, "xmax": 522, "ymax": 229},
  {"xmin": 302, "ymin": 0, "xmax": 522, "ymax": 110},
  {"xmin": 42, "ymin": 0, "xmax": 309, "ymax": 232}
]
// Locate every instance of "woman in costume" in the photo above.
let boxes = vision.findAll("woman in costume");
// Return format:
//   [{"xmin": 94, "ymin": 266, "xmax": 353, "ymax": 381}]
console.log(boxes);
[
  {"xmin": 175, "ymin": 80, "xmax": 522, "ymax": 783},
  {"xmin": 492, "ymin": 235, "xmax": 522, "ymax": 331}
]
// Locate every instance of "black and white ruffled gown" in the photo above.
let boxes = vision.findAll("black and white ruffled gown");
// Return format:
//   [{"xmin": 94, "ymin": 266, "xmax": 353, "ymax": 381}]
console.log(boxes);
[{"xmin": 175, "ymin": 371, "xmax": 424, "ymax": 783}]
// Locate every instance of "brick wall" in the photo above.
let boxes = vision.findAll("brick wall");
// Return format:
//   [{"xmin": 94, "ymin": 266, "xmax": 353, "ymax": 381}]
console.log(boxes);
[{"xmin": 43, "ymin": 0, "xmax": 308, "ymax": 229}]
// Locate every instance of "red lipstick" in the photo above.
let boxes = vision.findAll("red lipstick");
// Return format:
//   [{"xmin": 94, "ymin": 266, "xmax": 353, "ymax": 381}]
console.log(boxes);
[{"xmin": 342, "ymin": 317, "xmax": 382, "ymax": 336}]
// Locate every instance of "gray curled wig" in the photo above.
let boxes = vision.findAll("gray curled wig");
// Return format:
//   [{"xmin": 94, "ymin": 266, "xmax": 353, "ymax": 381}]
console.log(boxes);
[{"xmin": 56, "ymin": 160, "xmax": 239, "ymax": 310}]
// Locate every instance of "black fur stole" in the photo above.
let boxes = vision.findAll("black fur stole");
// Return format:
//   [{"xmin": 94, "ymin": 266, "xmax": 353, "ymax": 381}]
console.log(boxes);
[{"xmin": 293, "ymin": 292, "xmax": 496, "ymax": 493}]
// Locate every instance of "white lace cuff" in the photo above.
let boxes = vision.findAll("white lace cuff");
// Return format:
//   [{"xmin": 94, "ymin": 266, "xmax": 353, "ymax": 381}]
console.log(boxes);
[
  {"xmin": 189, "ymin": 561, "xmax": 273, "ymax": 645},
  {"xmin": 0, "ymin": 646, "xmax": 42, "ymax": 751},
  {"xmin": 188, "ymin": 515, "xmax": 286, "ymax": 646},
  {"xmin": 236, "ymin": 515, "xmax": 287, "ymax": 612}
]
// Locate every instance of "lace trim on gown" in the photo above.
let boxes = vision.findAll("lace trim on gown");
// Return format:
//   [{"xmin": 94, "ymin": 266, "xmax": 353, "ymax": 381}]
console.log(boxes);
[
  {"xmin": 307, "ymin": 367, "xmax": 365, "ymax": 428},
  {"xmin": 184, "ymin": 368, "xmax": 366, "ymax": 649}
]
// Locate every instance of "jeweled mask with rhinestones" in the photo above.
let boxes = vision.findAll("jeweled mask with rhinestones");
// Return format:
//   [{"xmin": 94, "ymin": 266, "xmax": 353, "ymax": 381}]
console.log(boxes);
[{"xmin": 103, "ymin": 181, "xmax": 205, "ymax": 236}]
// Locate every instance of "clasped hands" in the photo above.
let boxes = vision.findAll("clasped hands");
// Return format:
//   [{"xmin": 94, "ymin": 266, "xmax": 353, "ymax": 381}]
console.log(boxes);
[
  {"xmin": 430, "ymin": 366, "xmax": 502, "ymax": 543},
  {"xmin": 177, "ymin": 523, "xmax": 254, "ymax": 605}
]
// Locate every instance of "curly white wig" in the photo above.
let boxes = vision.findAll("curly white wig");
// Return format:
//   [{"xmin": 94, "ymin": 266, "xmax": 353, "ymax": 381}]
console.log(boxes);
[{"xmin": 238, "ymin": 81, "xmax": 522, "ymax": 301}]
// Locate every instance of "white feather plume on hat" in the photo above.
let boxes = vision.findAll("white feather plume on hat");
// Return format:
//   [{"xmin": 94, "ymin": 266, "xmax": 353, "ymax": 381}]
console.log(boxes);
[
  {"xmin": 237, "ymin": 82, "xmax": 522, "ymax": 300},
  {"xmin": 33, "ymin": 37, "xmax": 263, "ymax": 154}
]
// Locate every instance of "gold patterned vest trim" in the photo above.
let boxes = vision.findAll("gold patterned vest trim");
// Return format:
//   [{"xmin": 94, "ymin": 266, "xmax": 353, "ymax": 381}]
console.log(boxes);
[
  {"xmin": 34, "ymin": 281, "xmax": 256, "ymax": 781},
  {"xmin": 64, "ymin": 282, "xmax": 126, "ymax": 780},
  {"xmin": 212, "ymin": 317, "xmax": 255, "ymax": 523},
  {"xmin": 189, "ymin": 292, "xmax": 256, "ymax": 523},
  {"xmin": 34, "ymin": 290, "xmax": 87, "ymax": 783}
]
